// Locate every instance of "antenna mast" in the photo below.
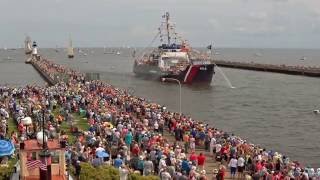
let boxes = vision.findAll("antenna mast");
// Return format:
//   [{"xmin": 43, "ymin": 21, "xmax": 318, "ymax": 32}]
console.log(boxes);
[{"xmin": 165, "ymin": 12, "xmax": 170, "ymax": 45}]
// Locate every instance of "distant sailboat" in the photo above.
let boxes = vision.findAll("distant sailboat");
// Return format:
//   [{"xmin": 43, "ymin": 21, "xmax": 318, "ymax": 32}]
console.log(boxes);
[
  {"xmin": 55, "ymin": 45, "xmax": 59, "ymax": 53},
  {"xmin": 300, "ymin": 56, "xmax": 307, "ymax": 61},
  {"xmin": 24, "ymin": 35, "xmax": 32, "ymax": 55},
  {"xmin": 104, "ymin": 46, "xmax": 114, "ymax": 54},
  {"xmin": 67, "ymin": 38, "xmax": 74, "ymax": 58},
  {"xmin": 254, "ymin": 52, "xmax": 263, "ymax": 57}
]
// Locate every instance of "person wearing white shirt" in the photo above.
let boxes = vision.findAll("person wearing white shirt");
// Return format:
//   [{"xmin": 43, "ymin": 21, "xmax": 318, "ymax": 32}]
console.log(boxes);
[
  {"xmin": 237, "ymin": 156, "xmax": 245, "ymax": 179},
  {"xmin": 228, "ymin": 157, "xmax": 238, "ymax": 179},
  {"xmin": 119, "ymin": 165, "xmax": 129, "ymax": 180},
  {"xmin": 209, "ymin": 137, "xmax": 216, "ymax": 157}
]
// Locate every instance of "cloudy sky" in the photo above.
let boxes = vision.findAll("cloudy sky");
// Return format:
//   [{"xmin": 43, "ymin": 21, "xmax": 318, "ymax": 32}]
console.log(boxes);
[{"xmin": 1, "ymin": 0, "xmax": 320, "ymax": 48}]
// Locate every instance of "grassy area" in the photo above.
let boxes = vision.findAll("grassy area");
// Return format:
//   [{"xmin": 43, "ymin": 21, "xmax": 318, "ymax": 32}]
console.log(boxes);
[
  {"xmin": 71, "ymin": 112, "xmax": 89, "ymax": 131},
  {"xmin": 7, "ymin": 117, "xmax": 18, "ymax": 134},
  {"xmin": 52, "ymin": 106, "xmax": 89, "ymax": 145}
]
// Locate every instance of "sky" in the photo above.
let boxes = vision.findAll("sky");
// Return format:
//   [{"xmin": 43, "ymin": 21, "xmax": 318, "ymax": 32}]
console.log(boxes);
[{"xmin": 0, "ymin": 0, "xmax": 320, "ymax": 48}]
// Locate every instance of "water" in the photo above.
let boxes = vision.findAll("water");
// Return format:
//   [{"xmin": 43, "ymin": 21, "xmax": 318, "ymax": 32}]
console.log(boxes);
[{"xmin": 1, "ymin": 48, "xmax": 320, "ymax": 167}]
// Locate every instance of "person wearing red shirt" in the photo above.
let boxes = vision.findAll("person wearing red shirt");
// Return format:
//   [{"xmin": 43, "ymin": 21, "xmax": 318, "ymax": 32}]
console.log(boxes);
[
  {"xmin": 131, "ymin": 144, "xmax": 140, "ymax": 157},
  {"xmin": 197, "ymin": 153, "xmax": 206, "ymax": 170},
  {"xmin": 189, "ymin": 151, "xmax": 198, "ymax": 165}
]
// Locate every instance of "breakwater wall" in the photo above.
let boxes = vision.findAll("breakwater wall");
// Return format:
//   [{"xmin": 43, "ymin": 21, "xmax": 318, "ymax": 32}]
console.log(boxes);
[
  {"xmin": 214, "ymin": 60, "xmax": 320, "ymax": 77},
  {"xmin": 30, "ymin": 60, "xmax": 57, "ymax": 85}
]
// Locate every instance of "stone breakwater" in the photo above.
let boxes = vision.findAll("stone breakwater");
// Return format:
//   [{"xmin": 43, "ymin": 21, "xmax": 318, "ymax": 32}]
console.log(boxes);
[
  {"xmin": 214, "ymin": 60, "xmax": 320, "ymax": 77},
  {"xmin": 22, "ymin": 56, "xmax": 320, "ymax": 179}
]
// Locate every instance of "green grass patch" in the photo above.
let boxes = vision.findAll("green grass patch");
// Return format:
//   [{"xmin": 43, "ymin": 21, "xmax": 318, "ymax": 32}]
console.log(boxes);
[
  {"xmin": 72, "ymin": 112, "xmax": 89, "ymax": 131},
  {"xmin": 7, "ymin": 117, "xmax": 18, "ymax": 134},
  {"xmin": 51, "ymin": 106, "xmax": 89, "ymax": 145}
]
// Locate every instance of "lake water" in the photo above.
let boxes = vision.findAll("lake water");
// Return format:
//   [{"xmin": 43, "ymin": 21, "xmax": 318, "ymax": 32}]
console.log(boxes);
[{"xmin": 1, "ymin": 47, "xmax": 319, "ymax": 167}]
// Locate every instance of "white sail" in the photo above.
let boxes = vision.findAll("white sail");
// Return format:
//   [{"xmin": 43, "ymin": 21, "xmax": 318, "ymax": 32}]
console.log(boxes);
[
  {"xmin": 67, "ymin": 38, "xmax": 74, "ymax": 58},
  {"xmin": 24, "ymin": 35, "xmax": 32, "ymax": 54}
]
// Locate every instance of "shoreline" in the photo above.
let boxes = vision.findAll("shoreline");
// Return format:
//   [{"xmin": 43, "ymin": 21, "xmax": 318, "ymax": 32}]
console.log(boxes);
[{"xmin": 2, "ymin": 56, "xmax": 317, "ymax": 179}]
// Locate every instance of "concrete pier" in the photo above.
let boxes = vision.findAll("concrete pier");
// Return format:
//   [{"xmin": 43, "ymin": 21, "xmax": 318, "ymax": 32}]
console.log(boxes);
[
  {"xmin": 214, "ymin": 60, "xmax": 320, "ymax": 77},
  {"xmin": 30, "ymin": 60, "xmax": 57, "ymax": 85}
]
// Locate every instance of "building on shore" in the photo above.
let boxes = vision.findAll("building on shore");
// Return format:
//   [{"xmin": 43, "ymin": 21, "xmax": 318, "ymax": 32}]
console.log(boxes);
[{"xmin": 19, "ymin": 139, "xmax": 66, "ymax": 180}]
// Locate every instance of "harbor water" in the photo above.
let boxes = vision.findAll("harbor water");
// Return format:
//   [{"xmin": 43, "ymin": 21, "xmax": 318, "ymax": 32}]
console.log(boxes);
[{"xmin": 1, "ymin": 48, "xmax": 320, "ymax": 167}]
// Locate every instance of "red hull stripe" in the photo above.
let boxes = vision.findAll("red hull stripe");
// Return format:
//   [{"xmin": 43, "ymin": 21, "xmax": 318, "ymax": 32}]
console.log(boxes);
[{"xmin": 185, "ymin": 65, "xmax": 199, "ymax": 83}]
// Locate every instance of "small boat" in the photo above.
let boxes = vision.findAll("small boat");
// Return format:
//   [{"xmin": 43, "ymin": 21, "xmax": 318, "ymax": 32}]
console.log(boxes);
[
  {"xmin": 300, "ymin": 56, "xmax": 306, "ymax": 61},
  {"xmin": 104, "ymin": 46, "xmax": 114, "ymax": 54},
  {"xmin": 104, "ymin": 50, "xmax": 115, "ymax": 54},
  {"xmin": 55, "ymin": 45, "xmax": 59, "ymax": 53},
  {"xmin": 254, "ymin": 52, "xmax": 262, "ymax": 57},
  {"xmin": 67, "ymin": 37, "xmax": 74, "ymax": 58},
  {"xmin": 24, "ymin": 35, "xmax": 32, "ymax": 55},
  {"xmin": 25, "ymin": 58, "xmax": 32, "ymax": 64},
  {"xmin": 116, "ymin": 51, "xmax": 121, "ymax": 55}
]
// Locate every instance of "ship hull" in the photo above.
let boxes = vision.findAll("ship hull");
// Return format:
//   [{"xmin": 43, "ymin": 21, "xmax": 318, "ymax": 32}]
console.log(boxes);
[
  {"xmin": 133, "ymin": 62, "xmax": 215, "ymax": 84},
  {"xmin": 68, "ymin": 55, "xmax": 74, "ymax": 58}
]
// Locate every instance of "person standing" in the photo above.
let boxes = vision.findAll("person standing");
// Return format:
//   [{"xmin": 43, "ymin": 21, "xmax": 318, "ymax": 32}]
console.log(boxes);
[
  {"xmin": 143, "ymin": 157, "xmax": 154, "ymax": 176},
  {"xmin": 209, "ymin": 137, "xmax": 216, "ymax": 158},
  {"xmin": 237, "ymin": 156, "xmax": 245, "ymax": 179},
  {"xmin": 125, "ymin": 130, "xmax": 133, "ymax": 149},
  {"xmin": 197, "ymin": 153, "xmax": 206, "ymax": 170},
  {"xmin": 75, "ymin": 160, "xmax": 81, "ymax": 180},
  {"xmin": 119, "ymin": 165, "xmax": 129, "ymax": 180},
  {"xmin": 228, "ymin": 156, "xmax": 238, "ymax": 179},
  {"xmin": 114, "ymin": 154, "xmax": 123, "ymax": 168}
]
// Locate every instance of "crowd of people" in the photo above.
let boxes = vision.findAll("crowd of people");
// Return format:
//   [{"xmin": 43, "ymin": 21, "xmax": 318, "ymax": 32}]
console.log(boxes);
[{"xmin": 0, "ymin": 57, "xmax": 320, "ymax": 180}]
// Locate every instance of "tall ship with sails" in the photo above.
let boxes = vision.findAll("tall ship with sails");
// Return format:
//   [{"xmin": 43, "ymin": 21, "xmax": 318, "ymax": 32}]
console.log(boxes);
[
  {"xmin": 133, "ymin": 12, "xmax": 215, "ymax": 84},
  {"xmin": 24, "ymin": 35, "xmax": 32, "ymax": 55},
  {"xmin": 67, "ymin": 37, "xmax": 74, "ymax": 58}
]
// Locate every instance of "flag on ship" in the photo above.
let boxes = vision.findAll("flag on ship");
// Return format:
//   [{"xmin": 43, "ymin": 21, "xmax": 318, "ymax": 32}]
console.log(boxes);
[{"xmin": 207, "ymin": 44, "xmax": 212, "ymax": 50}]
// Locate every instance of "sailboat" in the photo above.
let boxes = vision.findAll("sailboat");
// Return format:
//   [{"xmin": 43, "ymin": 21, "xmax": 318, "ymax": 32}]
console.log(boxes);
[
  {"xmin": 55, "ymin": 45, "xmax": 59, "ymax": 53},
  {"xmin": 24, "ymin": 35, "xmax": 32, "ymax": 55},
  {"xmin": 67, "ymin": 38, "xmax": 74, "ymax": 58},
  {"xmin": 300, "ymin": 56, "xmax": 307, "ymax": 61}
]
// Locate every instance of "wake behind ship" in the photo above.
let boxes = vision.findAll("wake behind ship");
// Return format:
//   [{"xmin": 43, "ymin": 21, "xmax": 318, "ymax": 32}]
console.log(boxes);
[{"xmin": 133, "ymin": 12, "xmax": 215, "ymax": 84}]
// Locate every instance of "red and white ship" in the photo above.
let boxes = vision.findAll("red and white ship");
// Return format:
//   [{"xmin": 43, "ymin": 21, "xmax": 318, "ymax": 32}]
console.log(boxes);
[{"xmin": 133, "ymin": 12, "xmax": 215, "ymax": 84}]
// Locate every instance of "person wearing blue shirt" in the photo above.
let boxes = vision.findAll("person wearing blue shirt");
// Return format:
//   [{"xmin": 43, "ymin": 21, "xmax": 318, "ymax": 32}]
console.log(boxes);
[
  {"xmin": 114, "ymin": 155, "xmax": 123, "ymax": 168},
  {"xmin": 181, "ymin": 158, "xmax": 190, "ymax": 175}
]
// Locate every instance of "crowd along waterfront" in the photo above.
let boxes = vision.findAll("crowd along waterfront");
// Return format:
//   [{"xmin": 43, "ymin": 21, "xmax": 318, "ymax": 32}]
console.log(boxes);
[{"xmin": 0, "ymin": 51, "xmax": 319, "ymax": 179}]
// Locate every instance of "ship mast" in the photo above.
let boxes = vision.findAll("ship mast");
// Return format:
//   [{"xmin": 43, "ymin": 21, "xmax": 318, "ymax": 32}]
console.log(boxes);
[{"xmin": 165, "ymin": 12, "xmax": 170, "ymax": 45}]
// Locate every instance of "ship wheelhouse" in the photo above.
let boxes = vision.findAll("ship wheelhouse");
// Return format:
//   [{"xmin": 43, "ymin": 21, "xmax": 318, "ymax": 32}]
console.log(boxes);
[{"xmin": 158, "ymin": 44, "xmax": 190, "ymax": 72}]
